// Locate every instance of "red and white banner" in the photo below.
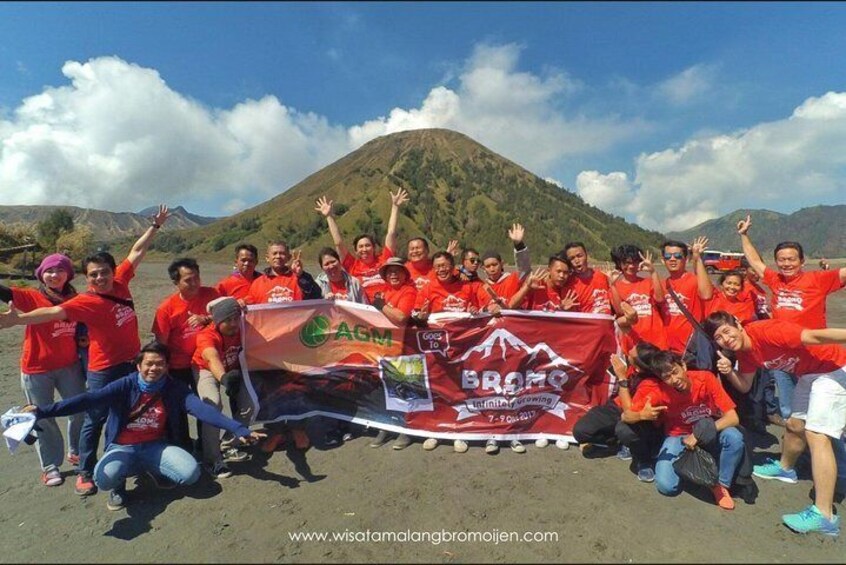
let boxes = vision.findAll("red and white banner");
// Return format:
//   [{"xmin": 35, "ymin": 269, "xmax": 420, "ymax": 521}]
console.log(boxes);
[{"xmin": 241, "ymin": 301, "xmax": 617, "ymax": 441}]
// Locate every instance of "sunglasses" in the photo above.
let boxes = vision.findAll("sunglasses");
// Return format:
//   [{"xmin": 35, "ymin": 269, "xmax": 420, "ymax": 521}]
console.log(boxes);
[
  {"xmin": 466, "ymin": 258, "xmax": 480, "ymax": 264},
  {"xmin": 663, "ymin": 252, "xmax": 685, "ymax": 260}
]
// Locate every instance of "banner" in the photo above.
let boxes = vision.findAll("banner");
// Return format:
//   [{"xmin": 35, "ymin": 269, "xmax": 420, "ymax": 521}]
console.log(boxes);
[{"xmin": 241, "ymin": 300, "xmax": 617, "ymax": 441}]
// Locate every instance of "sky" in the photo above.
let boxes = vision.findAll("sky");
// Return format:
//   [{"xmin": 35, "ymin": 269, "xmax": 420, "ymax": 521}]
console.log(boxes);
[{"xmin": 2, "ymin": 2, "xmax": 846, "ymax": 232}]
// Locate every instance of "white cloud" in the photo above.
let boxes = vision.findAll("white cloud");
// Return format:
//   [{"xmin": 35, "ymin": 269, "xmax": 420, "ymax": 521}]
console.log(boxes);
[
  {"xmin": 0, "ymin": 46, "xmax": 644, "ymax": 216},
  {"xmin": 576, "ymin": 90, "xmax": 846, "ymax": 232},
  {"xmin": 657, "ymin": 63, "xmax": 718, "ymax": 105}
]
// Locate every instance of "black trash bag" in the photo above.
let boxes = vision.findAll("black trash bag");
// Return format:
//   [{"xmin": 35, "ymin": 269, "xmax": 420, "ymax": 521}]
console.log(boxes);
[
  {"xmin": 220, "ymin": 370, "xmax": 242, "ymax": 397},
  {"xmin": 673, "ymin": 446, "xmax": 719, "ymax": 487}
]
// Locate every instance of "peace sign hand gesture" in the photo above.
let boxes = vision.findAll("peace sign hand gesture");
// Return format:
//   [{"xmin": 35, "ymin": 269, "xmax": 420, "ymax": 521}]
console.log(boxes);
[
  {"xmin": 638, "ymin": 250, "xmax": 655, "ymax": 274},
  {"xmin": 291, "ymin": 249, "xmax": 304, "ymax": 276}
]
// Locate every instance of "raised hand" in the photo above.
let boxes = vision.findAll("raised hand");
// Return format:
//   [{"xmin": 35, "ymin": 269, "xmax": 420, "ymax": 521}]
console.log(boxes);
[
  {"xmin": 389, "ymin": 188, "xmax": 410, "ymax": 208},
  {"xmin": 446, "ymin": 240, "xmax": 459, "ymax": 257},
  {"xmin": 690, "ymin": 236, "xmax": 709, "ymax": 256},
  {"xmin": 610, "ymin": 353, "xmax": 628, "ymax": 380},
  {"xmin": 0, "ymin": 302, "xmax": 20, "ymax": 329},
  {"xmin": 527, "ymin": 267, "xmax": 549, "ymax": 290},
  {"xmin": 599, "ymin": 263, "xmax": 622, "ymax": 285},
  {"xmin": 638, "ymin": 250, "xmax": 655, "ymax": 274},
  {"xmin": 291, "ymin": 249, "xmax": 304, "ymax": 276},
  {"xmin": 639, "ymin": 395, "xmax": 667, "ymax": 421},
  {"xmin": 560, "ymin": 289, "xmax": 580, "ymax": 311},
  {"xmin": 314, "ymin": 196, "xmax": 334, "ymax": 217},
  {"xmin": 736, "ymin": 214, "xmax": 751, "ymax": 235},
  {"xmin": 151, "ymin": 204, "xmax": 170, "ymax": 228},
  {"xmin": 508, "ymin": 223, "xmax": 525, "ymax": 244},
  {"xmin": 716, "ymin": 350, "xmax": 733, "ymax": 376}
]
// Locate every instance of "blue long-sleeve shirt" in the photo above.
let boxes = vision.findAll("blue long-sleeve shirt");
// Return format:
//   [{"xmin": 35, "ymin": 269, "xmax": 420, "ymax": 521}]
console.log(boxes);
[{"xmin": 36, "ymin": 373, "xmax": 251, "ymax": 448}]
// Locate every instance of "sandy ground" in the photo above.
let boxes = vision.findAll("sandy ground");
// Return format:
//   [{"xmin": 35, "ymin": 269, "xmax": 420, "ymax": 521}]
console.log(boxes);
[{"xmin": 0, "ymin": 260, "xmax": 844, "ymax": 563}]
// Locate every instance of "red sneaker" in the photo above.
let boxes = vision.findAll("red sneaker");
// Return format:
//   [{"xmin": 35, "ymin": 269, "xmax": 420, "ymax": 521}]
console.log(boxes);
[
  {"xmin": 711, "ymin": 485, "xmax": 735, "ymax": 510},
  {"xmin": 75, "ymin": 474, "xmax": 97, "ymax": 496}
]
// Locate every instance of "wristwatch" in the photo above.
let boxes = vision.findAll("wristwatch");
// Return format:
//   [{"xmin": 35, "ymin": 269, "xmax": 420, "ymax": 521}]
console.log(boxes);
[{"xmin": 617, "ymin": 379, "xmax": 630, "ymax": 389}]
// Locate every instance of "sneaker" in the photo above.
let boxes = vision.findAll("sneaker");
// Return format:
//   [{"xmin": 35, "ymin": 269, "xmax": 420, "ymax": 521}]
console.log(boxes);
[
  {"xmin": 782, "ymin": 505, "xmax": 840, "ymax": 536},
  {"xmin": 223, "ymin": 447, "xmax": 249, "ymax": 462},
  {"xmin": 422, "ymin": 438, "xmax": 439, "ymax": 451},
  {"xmin": 206, "ymin": 461, "xmax": 233, "ymax": 479},
  {"xmin": 392, "ymin": 434, "xmax": 411, "ymax": 450},
  {"xmin": 556, "ymin": 439, "xmax": 570, "ymax": 450},
  {"xmin": 41, "ymin": 468, "xmax": 64, "ymax": 487},
  {"xmin": 369, "ymin": 430, "xmax": 389, "ymax": 448},
  {"xmin": 753, "ymin": 458, "xmax": 798, "ymax": 484},
  {"xmin": 636, "ymin": 465, "xmax": 655, "ymax": 483},
  {"xmin": 67, "ymin": 453, "xmax": 80, "ymax": 466},
  {"xmin": 323, "ymin": 432, "xmax": 342, "ymax": 448},
  {"xmin": 711, "ymin": 484, "xmax": 735, "ymax": 510},
  {"xmin": 75, "ymin": 474, "xmax": 97, "ymax": 496},
  {"xmin": 453, "ymin": 440, "xmax": 469, "ymax": 453},
  {"xmin": 535, "ymin": 438, "xmax": 549, "ymax": 448},
  {"xmin": 510, "ymin": 440, "xmax": 526, "ymax": 454},
  {"xmin": 220, "ymin": 435, "xmax": 237, "ymax": 450},
  {"xmin": 342, "ymin": 431, "xmax": 355, "ymax": 442},
  {"xmin": 485, "ymin": 439, "xmax": 499, "ymax": 454},
  {"xmin": 616, "ymin": 445, "xmax": 632, "ymax": 461},
  {"xmin": 106, "ymin": 488, "xmax": 127, "ymax": 511},
  {"xmin": 146, "ymin": 471, "xmax": 178, "ymax": 490}
]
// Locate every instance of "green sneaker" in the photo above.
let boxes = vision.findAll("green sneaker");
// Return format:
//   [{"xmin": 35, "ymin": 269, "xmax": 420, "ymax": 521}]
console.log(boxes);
[
  {"xmin": 782, "ymin": 505, "xmax": 840, "ymax": 536},
  {"xmin": 752, "ymin": 458, "xmax": 798, "ymax": 484}
]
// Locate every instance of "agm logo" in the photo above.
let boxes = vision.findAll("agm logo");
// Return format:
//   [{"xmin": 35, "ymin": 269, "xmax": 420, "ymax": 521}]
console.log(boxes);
[{"xmin": 299, "ymin": 315, "xmax": 393, "ymax": 348}]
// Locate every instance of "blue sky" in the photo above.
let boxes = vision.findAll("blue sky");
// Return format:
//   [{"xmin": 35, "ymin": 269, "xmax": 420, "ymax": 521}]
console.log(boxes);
[{"xmin": 2, "ymin": 2, "xmax": 846, "ymax": 231}]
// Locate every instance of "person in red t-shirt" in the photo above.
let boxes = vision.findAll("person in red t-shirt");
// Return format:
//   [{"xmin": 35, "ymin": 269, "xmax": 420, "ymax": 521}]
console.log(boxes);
[
  {"xmin": 152, "ymin": 258, "xmax": 220, "ymax": 449},
  {"xmin": 404, "ymin": 237, "xmax": 459, "ymax": 292},
  {"xmin": 609, "ymin": 245, "xmax": 668, "ymax": 351},
  {"xmin": 247, "ymin": 243, "xmax": 321, "ymax": 305},
  {"xmin": 215, "ymin": 244, "xmax": 262, "ymax": 303},
  {"xmin": 0, "ymin": 204, "xmax": 171, "ymax": 496},
  {"xmin": 0, "ymin": 253, "xmax": 86, "ymax": 487},
  {"xmin": 626, "ymin": 350, "xmax": 743, "ymax": 510},
  {"xmin": 658, "ymin": 240, "xmax": 703, "ymax": 354},
  {"xmin": 689, "ymin": 237, "xmax": 757, "ymax": 324},
  {"xmin": 705, "ymin": 311, "xmax": 846, "ymax": 532},
  {"xmin": 314, "ymin": 247, "xmax": 368, "ymax": 304},
  {"xmin": 475, "ymin": 223, "xmax": 532, "ymax": 315},
  {"xmin": 509, "ymin": 255, "xmax": 580, "ymax": 312},
  {"xmin": 562, "ymin": 242, "xmax": 614, "ymax": 316},
  {"xmin": 315, "ymin": 189, "xmax": 408, "ymax": 302}
]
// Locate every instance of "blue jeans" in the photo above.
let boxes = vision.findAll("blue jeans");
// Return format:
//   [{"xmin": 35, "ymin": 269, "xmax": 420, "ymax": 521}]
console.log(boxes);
[
  {"xmin": 771, "ymin": 369, "xmax": 797, "ymax": 420},
  {"xmin": 93, "ymin": 441, "xmax": 200, "ymax": 492},
  {"xmin": 77, "ymin": 361, "xmax": 135, "ymax": 476},
  {"xmin": 655, "ymin": 426, "xmax": 744, "ymax": 495}
]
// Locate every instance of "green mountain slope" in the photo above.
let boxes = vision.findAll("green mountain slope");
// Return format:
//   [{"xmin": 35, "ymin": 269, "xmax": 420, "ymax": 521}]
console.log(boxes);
[
  {"xmin": 666, "ymin": 205, "xmax": 846, "ymax": 258},
  {"xmin": 166, "ymin": 129, "xmax": 664, "ymax": 262}
]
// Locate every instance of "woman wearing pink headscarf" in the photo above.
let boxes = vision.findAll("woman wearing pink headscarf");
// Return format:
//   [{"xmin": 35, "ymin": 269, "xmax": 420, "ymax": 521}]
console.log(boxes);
[{"xmin": 0, "ymin": 253, "xmax": 86, "ymax": 487}]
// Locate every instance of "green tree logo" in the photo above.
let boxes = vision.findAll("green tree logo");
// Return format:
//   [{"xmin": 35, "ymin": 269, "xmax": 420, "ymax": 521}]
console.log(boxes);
[{"xmin": 299, "ymin": 315, "xmax": 331, "ymax": 348}]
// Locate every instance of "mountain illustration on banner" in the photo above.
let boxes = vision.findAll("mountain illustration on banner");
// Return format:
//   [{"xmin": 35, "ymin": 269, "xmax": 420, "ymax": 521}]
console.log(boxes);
[{"xmin": 456, "ymin": 328, "xmax": 585, "ymax": 377}]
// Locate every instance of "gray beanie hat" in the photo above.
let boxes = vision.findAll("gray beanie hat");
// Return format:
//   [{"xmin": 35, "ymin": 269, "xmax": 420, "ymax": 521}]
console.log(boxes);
[{"xmin": 207, "ymin": 297, "xmax": 241, "ymax": 325}]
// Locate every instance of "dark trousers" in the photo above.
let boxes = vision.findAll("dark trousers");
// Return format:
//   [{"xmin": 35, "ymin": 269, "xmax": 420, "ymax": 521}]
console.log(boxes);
[
  {"xmin": 572, "ymin": 401, "xmax": 662, "ymax": 463},
  {"xmin": 78, "ymin": 361, "xmax": 135, "ymax": 476}
]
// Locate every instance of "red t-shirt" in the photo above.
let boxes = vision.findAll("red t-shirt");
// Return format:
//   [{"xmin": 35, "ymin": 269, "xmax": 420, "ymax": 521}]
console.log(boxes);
[
  {"xmin": 61, "ymin": 260, "xmax": 140, "ymax": 372},
  {"xmin": 114, "ymin": 393, "xmax": 167, "ymax": 445},
  {"xmin": 13, "ymin": 288, "xmax": 78, "ymax": 374},
  {"xmin": 215, "ymin": 271, "xmax": 260, "ymax": 301},
  {"xmin": 737, "ymin": 319, "xmax": 846, "ymax": 376},
  {"xmin": 570, "ymin": 270, "xmax": 612, "ymax": 315},
  {"xmin": 661, "ymin": 272, "xmax": 703, "ymax": 354},
  {"xmin": 704, "ymin": 289, "xmax": 757, "ymax": 324},
  {"xmin": 151, "ymin": 287, "xmax": 220, "ymax": 369},
  {"xmin": 762, "ymin": 268, "xmax": 843, "ymax": 329},
  {"xmin": 246, "ymin": 271, "xmax": 303, "ymax": 304},
  {"xmin": 328, "ymin": 279, "xmax": 350, "ymax": 300},
  {"xmin": 630, "ymin": 370, "xmax": 735, "ymax": 436},
  {"xmin": 614, "ymin": 277, "xmax": 668, "ymax": 350},
  {"xmin": 343, "ymin": 248, "xmax": 393, "ymax": 302},
  {"xmin": 477, "ymin": 272, "xmax": 523, "ymax": 309},
  {"xmin": 192, "ymin": 325, "xmax": 242, "ymax": 372},
  {"xmin": 414, "ymin": 277, "xmax": 478, "ymax": 313},
  {"xmin": 406, "ymin": 259, "xmax": 434, "ymax": 292},
  {"xmin": 383, "ymin": 284, "xmax": 417, "ymax": 316},
  {"xmin": 523, "ymin": 282, "xmax": 580, "ymax": 312}
]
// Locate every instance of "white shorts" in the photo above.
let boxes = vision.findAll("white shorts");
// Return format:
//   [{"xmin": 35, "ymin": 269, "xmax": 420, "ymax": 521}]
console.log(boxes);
[{"xmin": 791, "ymin": 366, "xmax": 846, "ymax": 439}]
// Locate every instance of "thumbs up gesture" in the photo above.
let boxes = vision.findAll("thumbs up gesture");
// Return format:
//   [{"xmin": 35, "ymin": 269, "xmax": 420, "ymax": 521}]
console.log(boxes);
[
  {"xmin": 0, "ymin": 301, "xmax": 21, "ymax": 329},
  {"xmin": 716, "ymin": 350, "xmax": 733, "ymax": 375},
  {"xmin": 639, "ymin": 395, "xmax": 667, "ymax": 421}
]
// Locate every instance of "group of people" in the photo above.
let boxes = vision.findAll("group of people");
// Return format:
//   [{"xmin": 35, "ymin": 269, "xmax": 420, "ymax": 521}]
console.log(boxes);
[{"xmin": 1, "ymin": 194, "xmax": 845, "ymax": 537}]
